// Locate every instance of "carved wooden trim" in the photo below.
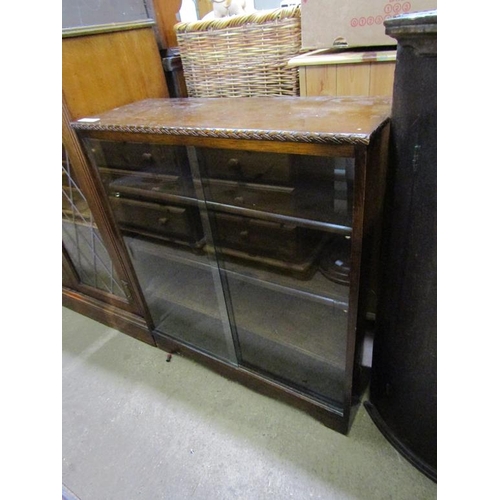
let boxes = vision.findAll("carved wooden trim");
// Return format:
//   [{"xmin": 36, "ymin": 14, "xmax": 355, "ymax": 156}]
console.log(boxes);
[{"xmin": 71, "ymin": 123, "xmax": 374, "ymax": 146}]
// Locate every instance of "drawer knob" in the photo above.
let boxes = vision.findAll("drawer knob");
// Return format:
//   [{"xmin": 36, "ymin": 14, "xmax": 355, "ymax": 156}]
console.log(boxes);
[
  {"xmin": 227, "ymin": 158, "xmax": 240, "ymax": 170},
  {"xmin": 239, "ymin": 230, "xmax": 249, "ymax": 238},
  {"xmin": 234, "ymin": 196, "xmax": 244, "ymax": 204},
  {"xmin": 142, "ymin": 152, "xmax": 153, "ymax": 162},
  {"xmin": 158, "ymin": 216, "xmax": 170, "ymax": 225}
]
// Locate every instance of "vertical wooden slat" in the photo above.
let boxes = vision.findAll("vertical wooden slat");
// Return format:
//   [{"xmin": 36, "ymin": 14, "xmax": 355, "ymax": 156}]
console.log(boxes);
[
  {"xmin": 299, "ymin": 67, "xmax": 307, "ymax": 97},
  {"xmin": 337, "ymin": 64, "xmax": 371, "ymax": 96},
  {"xmin": 369, "ymin": 62, "xmax": 396, "ymax": 96},
  {"xmin": 306, "ymin": 66, "xmax": 338, "ymax": 96},
  {"xmin": 342, "ymin": 145, "xmax": 368, "ymax": 420},
  {"xmin": 62, "ymin": 244, "xmax": 81, "ymax": 290},
  {"xmin": 150, "ymin": 0, "xmax": 182, "ymax": 49}
]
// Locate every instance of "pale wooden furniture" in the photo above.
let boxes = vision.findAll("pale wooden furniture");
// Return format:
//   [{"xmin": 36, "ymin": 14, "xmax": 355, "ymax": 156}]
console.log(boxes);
[{"xmin": 288, "ymin": 48, "xmax": 396, "ymax": 98}]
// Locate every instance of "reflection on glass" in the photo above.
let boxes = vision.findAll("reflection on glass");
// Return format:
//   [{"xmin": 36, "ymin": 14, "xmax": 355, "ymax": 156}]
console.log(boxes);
[
  {"xmin": 83, "ymin": 137, "xmax": 355, "ymax": 406},
  {"xmin": 62, "ymin": 144, "xmax": 126, "ymax": 297},
  {"xmin": 224, "ymin": 272, "xmax": 348, "ymax": 403},
  {"xmin": 198, "ymin": 147, "xmax": 354, "ymax": 405},
  {"xmin": 125, "ymin": 237, "xmax": 234, "ymax": 360},
  {"xmin": 198, "ymin": 148, "xmax": 353, "ymax": 227},
  {"xmin": 62, "ymin": 0, "xmax": 151, "ymax": 29},
  {"xmin": 84, "ymin": 139, "xmax": 236, "ymax": 363}
]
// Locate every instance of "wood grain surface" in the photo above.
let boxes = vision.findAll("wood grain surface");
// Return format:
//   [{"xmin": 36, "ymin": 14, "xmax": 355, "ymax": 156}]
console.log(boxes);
[
  {"xmin": 72, "ymin": 96, "xmax": 391, "ymax": 145},
  {"xmin": 63, "ymin": 27, "xmax": 168, "ymax": 120}
]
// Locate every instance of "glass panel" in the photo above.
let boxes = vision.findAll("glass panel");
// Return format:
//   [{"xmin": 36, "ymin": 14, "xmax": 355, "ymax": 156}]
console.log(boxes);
[
  {"xmin": 62, "ymin": 145, "xmax": 126, "ymax": 298},
  {"xmin": 199, "ymin": 147, "xmax": 354, "ymax": 406},
  {"xmin": 224, "ymin": 272, "xmax": 348, "ymax": 403},
  {"xmin": 197, "ymin": 148, "xmax": 354, "ymax": 229},
  {"xmin": 62, "ymin": 0, "xmax": 152, "ymax": 29},
  {"xmin": 84, "ymin": 139, "xmax": 236, "ymax": 363},
  {"xmin": 125, "ymin": 237, "xmax": 234, "ymax": 360}
]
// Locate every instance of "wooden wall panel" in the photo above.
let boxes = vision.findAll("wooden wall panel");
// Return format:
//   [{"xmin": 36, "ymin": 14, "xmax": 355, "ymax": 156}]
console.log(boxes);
[{"xmin": 62, "ymin": 27, "xmax": 169, "ymax": 120}]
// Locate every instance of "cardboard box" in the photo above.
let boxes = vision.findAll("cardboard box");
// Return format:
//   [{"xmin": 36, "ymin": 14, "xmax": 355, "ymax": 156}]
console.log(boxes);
[{"xmin": 301, "ymin": 0, "xmax": 437, "ymax": 49}]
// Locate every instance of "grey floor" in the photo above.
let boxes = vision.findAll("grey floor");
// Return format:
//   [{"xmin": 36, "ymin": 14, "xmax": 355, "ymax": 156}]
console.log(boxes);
[{"xmin": 62, "ymin": 306, "xmax": 437, "ymax": 500}]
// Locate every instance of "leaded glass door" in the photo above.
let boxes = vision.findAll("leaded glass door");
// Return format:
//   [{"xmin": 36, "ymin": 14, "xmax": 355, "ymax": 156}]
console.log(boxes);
[{"xmin": 62, "ymin": 143, "xmax": 131, "ymax": 303}]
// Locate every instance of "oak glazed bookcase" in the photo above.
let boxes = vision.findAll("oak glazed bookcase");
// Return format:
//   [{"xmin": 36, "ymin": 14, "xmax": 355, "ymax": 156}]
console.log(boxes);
[{"xmin": 72, "ymin": 96, "xmax": 390, "ymax": 434}]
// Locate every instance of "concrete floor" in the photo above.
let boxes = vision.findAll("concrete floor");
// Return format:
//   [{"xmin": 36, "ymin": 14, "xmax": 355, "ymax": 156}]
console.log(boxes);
[{"xmin": 62, "ymin": 306, "xmax": 437, "ymax": 500}]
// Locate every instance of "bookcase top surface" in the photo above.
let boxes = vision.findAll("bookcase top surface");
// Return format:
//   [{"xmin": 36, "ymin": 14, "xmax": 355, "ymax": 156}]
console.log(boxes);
[{"xmin": 72, "ymin": 96, "xmax": 391, "ymax": 146}]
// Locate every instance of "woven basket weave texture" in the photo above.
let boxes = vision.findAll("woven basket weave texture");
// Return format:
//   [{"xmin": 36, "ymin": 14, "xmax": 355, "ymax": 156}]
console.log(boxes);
[{"xmin": 175, "ymin": 6, "xmax": 302, "ymax": 98}]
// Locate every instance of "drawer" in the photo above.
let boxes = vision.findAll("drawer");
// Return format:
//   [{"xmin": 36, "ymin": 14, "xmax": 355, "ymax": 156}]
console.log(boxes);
[
  {"xmin": 212, "ymin": 212, "xmax": 323, "ymax": 263},
  {"xmin": 203, "ymin": 179, "xmax": 295, "ymax": 215},
  {"xmin": 88, "ymin": 139, "xmax": 190, "ymax": 177},
  {"xmin": 102, "ymin": 169, "xmax": 194, "ymax": 199},
  {"xmin": 199, "ymin": 148, "xmax": 293, "ymax": 185},
  {"xmin": 109, "ymin": 197, "xmax": 203, "ymax": 243}
]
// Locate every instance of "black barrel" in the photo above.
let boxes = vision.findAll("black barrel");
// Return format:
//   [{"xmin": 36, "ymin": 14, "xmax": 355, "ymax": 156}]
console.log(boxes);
[{"xmin": 364, "ymin": 10, "xmax": 437, "ymax": 482}]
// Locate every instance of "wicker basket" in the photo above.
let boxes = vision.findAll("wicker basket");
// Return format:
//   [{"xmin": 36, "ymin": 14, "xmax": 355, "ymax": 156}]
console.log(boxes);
[{"xmin": 175, "ymin": 6, "xmax": 302, "ymax": 98}]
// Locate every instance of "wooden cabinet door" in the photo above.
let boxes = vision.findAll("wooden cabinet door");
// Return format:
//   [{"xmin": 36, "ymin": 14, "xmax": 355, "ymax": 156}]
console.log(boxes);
[
  {"xmin": 63, "ymin": 98, "xmax": 156, "ymax": 345},
  {"xmin": 62, "ymin": 141, "xmax": 133, "ymax": 308}
]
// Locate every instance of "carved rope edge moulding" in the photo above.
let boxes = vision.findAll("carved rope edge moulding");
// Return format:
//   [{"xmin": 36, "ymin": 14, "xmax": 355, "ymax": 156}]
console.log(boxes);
[{"xmin": 70, "ymin": 124, "xmax": 371, "ymax": 145}]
